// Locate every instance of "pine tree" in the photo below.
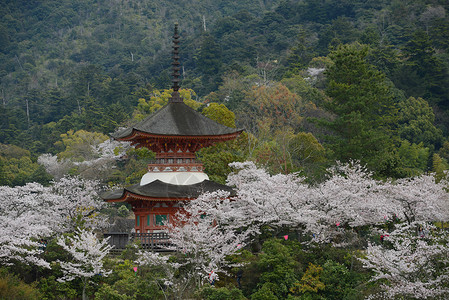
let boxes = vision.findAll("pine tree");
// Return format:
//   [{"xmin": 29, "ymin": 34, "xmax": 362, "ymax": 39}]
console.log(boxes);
[{"xmin": 321, "ymin": 43, "xmax": 398, "ymax": 173}]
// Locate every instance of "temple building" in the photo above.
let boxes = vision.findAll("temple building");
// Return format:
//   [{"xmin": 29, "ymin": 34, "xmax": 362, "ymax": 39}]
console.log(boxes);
[{"xmin": 102, "ymin": 24, "xmax": 242, "ymax": 234}]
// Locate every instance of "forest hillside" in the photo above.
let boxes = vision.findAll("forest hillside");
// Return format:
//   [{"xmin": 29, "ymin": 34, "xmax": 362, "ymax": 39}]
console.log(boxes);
[
  {"xmin": 2, "ymin": 1, "xmax": 449, "ymax": 299},
  {"xmin": 1, "ymin": 0, "xmax": 449, "ymax": 184}
]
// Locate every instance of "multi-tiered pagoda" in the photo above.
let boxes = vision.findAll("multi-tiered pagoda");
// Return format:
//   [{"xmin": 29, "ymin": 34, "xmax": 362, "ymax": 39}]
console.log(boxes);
[{"xmin": 102, "ymin": 24, "xmax": 242, "ymax": 234}]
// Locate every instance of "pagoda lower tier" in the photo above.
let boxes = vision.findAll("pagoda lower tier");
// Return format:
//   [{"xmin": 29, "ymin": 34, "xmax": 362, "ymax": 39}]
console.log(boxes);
[{"xmin": 102, "ymin": 178, "xmax": 235, "ymax": 232}]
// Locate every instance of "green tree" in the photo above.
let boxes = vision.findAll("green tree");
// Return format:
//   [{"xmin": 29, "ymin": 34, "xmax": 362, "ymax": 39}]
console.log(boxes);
[
  {"xmin": 55, "ymin": 130, "xmax": 109, "ymax": 161},
  {"xmin": 432, "ymin": 153, "xmax": 449, "ymax": 182},
  {"xmin": 0, "ymin": 158, "xmax": 6, "ymax": 185},
  {"xmin": 197, "ymin": 286, "xmax": 246, "ymax": 300},
  {"xmin": 439, "ymin": 141, "xmax": 449, "ymax": 162},
  {"xmin": 99, "ymin": 102, "xmax": 130, "ymax": 134},
  {"xmin": 0, "ymin": 25, "xmax": 10, "ymax": 53},
  {"xmin": 284, "ymin": 29, "xmax": 316, "ymax": 76},
  {"xmin": 133, "ymin": 88, "xmax": 200, "ymax": 120},
  {"xmin": 396, "ymin": 140, "xmax": 430, "ymax": 176},
  {"xmin": 0, "ymin": 143, "xmax": 52, "ymax": 186},
  {"xmin": 321, "ymin": 43, "xmax": 399, "ymax": 175},
  {"xmin": 394, "ymin": 30, "xmax": 449, "ymax": 106},
  {"xmin": 197, "ymin": 102, "xmax": 249, "ymax": 184},
  {"xmin": 281, "ymin": 74, "xmax": 328, "ymax": 106},
  {"xmin": 95, "ymin": 260, "xmax": 162, "ymax": 300},
  {"xmin": 196, "ymin": 33, "xmax": 223, "ymax": 93},
  {"xmin": 398, "ymin": 96, "xmax": 443, "ymax": 148},
  {"xmin": 0, "ymin": 268, "xmax": 42, "ymax": 300},
  {"xmin": 290, "ymin": 263, "xmax": 325, "ymax": 296},
  {"xmin": 254, "ymin": 239, "xmax": 300, "ymax": 299},
  {"xmin": 289, "ymin": 132, "xmax": 326, "ymax": 170},
  {"xmin": 320, "ymin": 260, "xmax": 355, "ymax": 299},
  {"xmin": 242, "ymin": 83, "xmax": 303, "ymax": 135},
  {"xmin": 202, "ymin": 102, "xmax": 236, "ymax": 128},
  {"xmin": 251, "ymin": 128, "xmax": 325, "ymax": 175}
]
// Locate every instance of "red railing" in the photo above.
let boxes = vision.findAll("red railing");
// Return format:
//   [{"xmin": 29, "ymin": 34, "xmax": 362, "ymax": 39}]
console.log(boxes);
[{"xmin": 104, "ymin": 232, "xmax": 172, "ymax": 251}]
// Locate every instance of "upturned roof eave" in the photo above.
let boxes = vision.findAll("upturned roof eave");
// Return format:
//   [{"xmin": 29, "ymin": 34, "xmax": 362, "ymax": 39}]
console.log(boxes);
[
  {"xmin": 114, "ymin": 128, "xmax": 244, "ymax": 142},
  {"xmin": 101, "ymin": 179, "xmax": 236, "ymax": 202},
  {"xmin": 103, "ymin": 190, "xmax": 194, "ymax": 202}
]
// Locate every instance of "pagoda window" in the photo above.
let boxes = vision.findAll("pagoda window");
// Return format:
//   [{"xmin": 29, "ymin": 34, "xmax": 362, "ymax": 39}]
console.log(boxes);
[
  {"xmin": 177, "ymin": 159, "xmax": 183, "ymax": 164},
  {"xmin": 155, "ymin": 214, "xmax": 168, "ymax": 226},
  {"xmin": 168, "ymin": 158, "xmax": 174, "ymax": 164},
  {"xmin": 147, "ymin": 215, "xmax": 151, "ymax": 226},
  {"xmin": 136, "ymin": 216, "xmax": 140, "ymax": 227}
]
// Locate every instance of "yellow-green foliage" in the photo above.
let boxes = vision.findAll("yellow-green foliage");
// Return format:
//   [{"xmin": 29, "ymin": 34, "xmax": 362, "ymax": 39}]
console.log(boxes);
[
  {"xmin": 0, "ymin": 144, "xmax": 31, "ymax": 159},
  {"xmin": 290, "ymin": 263, "xmax": 325, "ymax": 294},
  {"xmin": 95, "ymin": 259, "xmax": 163, "ymax": 299},
  {"xmin": 0, "ymin": 144, "xmax": 51, "ymax": 186},
  {"xmin": 432, "ymin": 153, "xmax": 449, "ymax": 183},
  {"xmin": 0, "ymin": 269, "xmax": 41, "ymax": 300},
  {"xmin": 55, "ymin": 129, "xmax": 109, "ymax": 161},
  {"xmin": 202, "ymin": 102, "xmax": 236, "ymax": 128},
  {"xmin": 134, "ymin": 88, "xmax": 201, "ymax": 120},
  {"xmin": 244, "ymin": 83, "xmax": 303, "ymax": 131}
]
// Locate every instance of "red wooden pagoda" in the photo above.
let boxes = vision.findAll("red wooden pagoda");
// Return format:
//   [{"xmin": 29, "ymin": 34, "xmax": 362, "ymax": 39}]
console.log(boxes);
[{"xmin": 102, "ymin": 24, "xmax": 242, "ymax": 234}]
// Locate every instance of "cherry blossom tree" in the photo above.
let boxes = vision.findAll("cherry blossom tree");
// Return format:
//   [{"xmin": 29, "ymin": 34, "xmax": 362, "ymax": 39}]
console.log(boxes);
[
  {"xmin": 224, "ymin": 161, "xmax": 388, "ymax": 245},
  {"xmin": 37, "ymin": 153, "xmax": 72, "ymax": 180},
  {"xmin": 0, "ymin": 177, "xmax": 108, "ymax": 268},
  {"xmin": 165, "ymin": 201, "xmax": 251, "ymax": 287},
  {"xmin": 0, "ymin": 183, "xmax": 55, "ymax": 268},
  {"xmin": 226, "ymin": 161, "xmax": 317, "ymax": 234},
  {"xmin": 136, "ymin": 250, "xmax": 189, "ymax": 300},
  {"xmin": 49, "ymin": 176, "xmax": 108, "ymax": 232},
  {"xmin": 217, "ymin": 161, "xmax": 449, "ymax": 247},
  {"xmin": 38, "ymin": 139, "xmax": 130, "ymax": 181},
  {"xmin": 57, "ymin": 228, "xmax": 113, "ymax": 300},
  {"xmin": 307, "ymin": 162, "xmax": 396, "ymax": 245},
  {"xmin": 383, "ymin": 174, "xmax": 449, "ymax": 225},
  {"xmin": 136, "ymin": 201, "xmax": 250, "ymax": 297},
  {"xmin": 360, "ymin": 222, "xmax": 449, "ymax": 299}
]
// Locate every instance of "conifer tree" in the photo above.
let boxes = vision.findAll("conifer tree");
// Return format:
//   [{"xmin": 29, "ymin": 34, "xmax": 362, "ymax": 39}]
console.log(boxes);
[{"xmin": 321, "ymin": 43, "xmax": 398, "ymax": 174}]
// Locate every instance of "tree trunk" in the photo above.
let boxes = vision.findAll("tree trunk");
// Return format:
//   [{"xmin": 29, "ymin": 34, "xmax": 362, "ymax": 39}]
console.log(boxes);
[
  {"xmin": 82, "ymin": 279, "xmax": 87, "ymax": 300},
  {"xmin": 26, "ymin": 99, "xmax": 30, "ymax": 127}
]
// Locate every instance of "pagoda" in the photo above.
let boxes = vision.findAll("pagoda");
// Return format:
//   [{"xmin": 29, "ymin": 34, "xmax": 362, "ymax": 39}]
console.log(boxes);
[{"xmin": 102, "ymin": 24, "xmax": 242, "ymax": 234}]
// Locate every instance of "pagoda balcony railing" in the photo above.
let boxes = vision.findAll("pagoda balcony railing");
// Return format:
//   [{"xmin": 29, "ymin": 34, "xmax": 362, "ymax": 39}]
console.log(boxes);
[
  {"xmin": 132, "ymin": 232, "xmax": 172, "ymax": 250},
  {"xmin": 104, "ymin": 232, "xmax": 172, "ymax": 251},
  {"xmin": 150, "ymin": 158, "xmax": 202, "ymax": 165},
  {"xmin": 147, "ymin": 162, "xmax": 204, "ymax": 172}
]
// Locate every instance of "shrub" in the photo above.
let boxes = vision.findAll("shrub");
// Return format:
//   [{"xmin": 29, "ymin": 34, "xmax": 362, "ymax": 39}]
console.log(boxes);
[
  {"xmin": 197, "ymin": 286, "xmax": 247, "ymax": 300},
  {"xmin": 0, "ymin": 268, "xmax": 42, "ymax": 300}
]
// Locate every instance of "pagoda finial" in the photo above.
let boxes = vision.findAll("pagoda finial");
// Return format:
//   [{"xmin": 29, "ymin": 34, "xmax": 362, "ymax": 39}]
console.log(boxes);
[{"xmin": 169, "ymin": 23, "xmax": 182, "ymax": 103}]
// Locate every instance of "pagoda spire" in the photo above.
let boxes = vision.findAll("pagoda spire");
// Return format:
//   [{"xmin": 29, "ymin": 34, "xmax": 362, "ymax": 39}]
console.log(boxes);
[{"xmin": 169, "ymin": 23, "xmax": 182, "ymax": 103}]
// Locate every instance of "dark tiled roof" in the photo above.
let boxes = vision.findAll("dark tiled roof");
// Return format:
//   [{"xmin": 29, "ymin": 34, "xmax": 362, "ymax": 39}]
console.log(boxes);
[
  {"xmin": 101, "ymin": 179, "xmax": 235, "ymax": 201},
  {"xmin": 113, "ymin": 102, "xmax": 242, "ymax": 139}
]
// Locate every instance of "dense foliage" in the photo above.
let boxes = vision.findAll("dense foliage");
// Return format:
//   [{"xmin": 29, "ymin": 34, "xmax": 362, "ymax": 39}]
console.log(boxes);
[
  {"xmin": 2, "ymin": 0, "xmax": 449, "ymax": 299},
  {"xmin": 0, "ymin": 0, "xmax": 448, "ymax": 180}
]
